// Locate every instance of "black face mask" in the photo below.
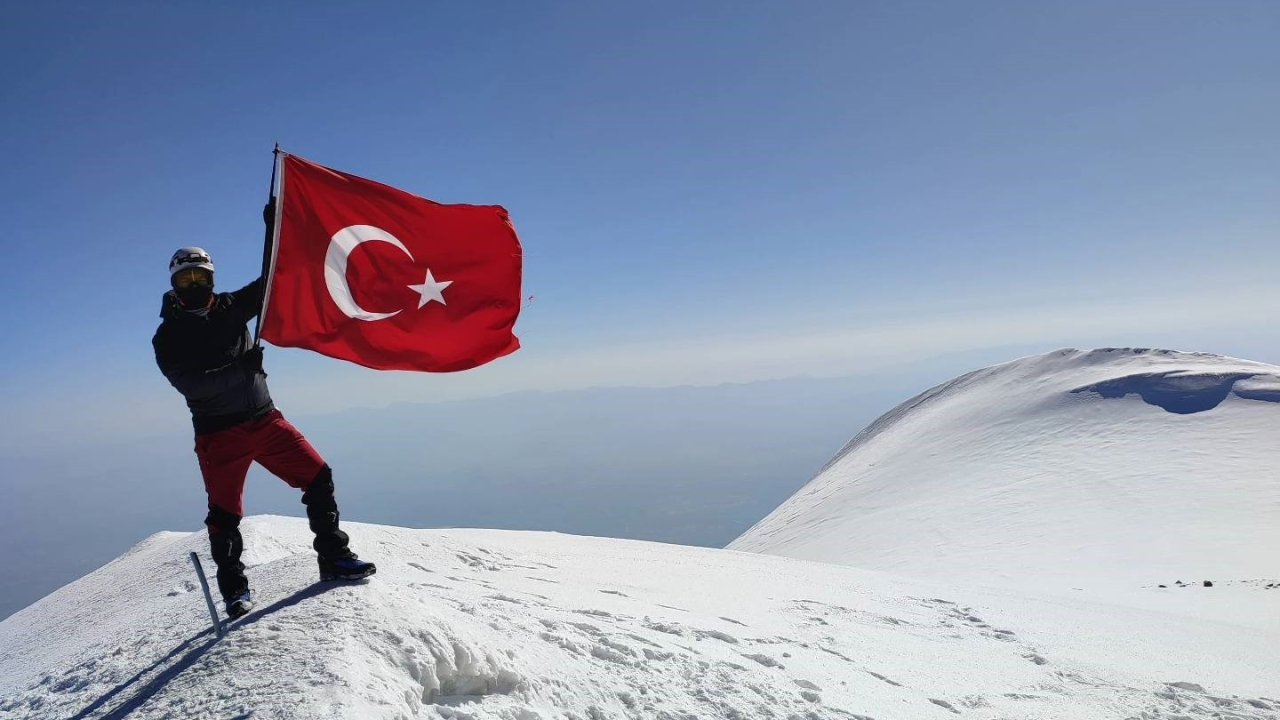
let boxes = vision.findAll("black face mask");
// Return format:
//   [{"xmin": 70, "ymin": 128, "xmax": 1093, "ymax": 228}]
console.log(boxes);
[{"xmin": 175, "ymin": 285, "xmax": 214, "ymax": 309}]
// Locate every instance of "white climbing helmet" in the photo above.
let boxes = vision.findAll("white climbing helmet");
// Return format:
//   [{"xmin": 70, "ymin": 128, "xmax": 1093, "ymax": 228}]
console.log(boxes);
[{"xmin": 169, "ymin": 247, "xmax": 215, "ymax": 277}]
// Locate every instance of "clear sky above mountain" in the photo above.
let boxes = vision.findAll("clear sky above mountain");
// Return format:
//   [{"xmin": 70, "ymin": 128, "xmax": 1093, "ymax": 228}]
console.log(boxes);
[{"xmin": 2, "ymin": 1, "xmax": 1278, "ymax": 450}]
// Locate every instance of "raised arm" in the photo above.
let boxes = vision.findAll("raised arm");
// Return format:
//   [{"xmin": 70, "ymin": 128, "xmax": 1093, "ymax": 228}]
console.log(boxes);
[{"xmin": 226, "ymin": 277, "xmax": 266, "ymax": 326}]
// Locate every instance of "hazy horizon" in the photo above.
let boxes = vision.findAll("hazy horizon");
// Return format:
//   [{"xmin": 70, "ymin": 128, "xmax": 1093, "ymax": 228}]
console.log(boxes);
[{"xmin": 2, "ymin": 371, "xmax": 927, "ymax": 620}]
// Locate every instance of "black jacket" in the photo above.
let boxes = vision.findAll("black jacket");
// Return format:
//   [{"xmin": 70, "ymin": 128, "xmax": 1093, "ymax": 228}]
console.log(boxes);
[{"xmin": 153, "ymin": 278, "xmax": 274, "ymax": 435}]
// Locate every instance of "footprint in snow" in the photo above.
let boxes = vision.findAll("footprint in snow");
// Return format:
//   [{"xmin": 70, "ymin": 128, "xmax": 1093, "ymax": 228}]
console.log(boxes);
[
  {"xmin": 643, "ymin": 619, "xmax": 684, "ymax": 636},
  {"xmin": 792, "ymin": 599, "xmax": 852, "ymax": 613},
  {"xmin": 694, "ymin": 629, "xmax": 739, "ymax": 644},
  {"xmin": 867, "ymin": 670, "xmax": 903, "ymax": 687},
  {"xmin": 569, "ymin": 621, "xmax": 602, "ymax": 635},
  {"xmin": 166, "ymin": 580, "xmax": 198, "ymax": 596},
  {"xmin": 541, "ymin": 632, "xmax": 586, "ymax": 655},
  {"xmin": 1142, "ymin": 681, "xmax": 1280, "ymax": 719},
  {"xmin": 742, "ymin": 653, "xmax": 784, "ymax": 669},
  {"xmin": 455, "ymin": 552, "xmax": 500, "ymax": 571},
  {"xmin": 624, "ymin": 633, "xmax": 662, "ymax": 648},
  {"xmin": 591, "ymin": 639, "xmax": 637, "ymax": 665},
  {"xmin": 930, "ymin": 698, "xmax": 961, "ymax": 714},
  {"xmin": 408, "ymin": 582, "xmax": 449, "ymax": 591},
  {"xmin": 816, "ymin": 645, "xmax": 853, "ymax": 663},
  {"xmin": 575, "ymin": 608, "xmax": 616, "ymax": 619},
  {"xmin": 795, "ymin": 679, "xmax": 821, "ymax": 691}
]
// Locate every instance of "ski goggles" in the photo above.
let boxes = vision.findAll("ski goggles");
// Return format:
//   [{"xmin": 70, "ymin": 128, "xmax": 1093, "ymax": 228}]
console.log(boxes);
[{"xmin": 172, "ymin": 268, "xmax": 214, "ymax": 289}]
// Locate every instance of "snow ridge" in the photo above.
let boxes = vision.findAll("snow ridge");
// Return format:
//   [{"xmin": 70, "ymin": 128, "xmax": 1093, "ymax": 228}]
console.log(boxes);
[{"xmin": 3, "ymin": 516, "xmax": 1277, "ymax": 719}]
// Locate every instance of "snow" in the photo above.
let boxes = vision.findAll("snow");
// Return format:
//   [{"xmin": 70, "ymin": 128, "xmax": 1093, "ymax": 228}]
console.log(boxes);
[
  {"xmin": 1, "ymin": 516, "xmax": 1277, "ymax": 719},
  {"xmin": 3, "ymin": 347, "xmax": 1278, "ymax": 719},
  {"xmin": 731, "ymin": 348, "xmax": 1280, "ymax": 628}
]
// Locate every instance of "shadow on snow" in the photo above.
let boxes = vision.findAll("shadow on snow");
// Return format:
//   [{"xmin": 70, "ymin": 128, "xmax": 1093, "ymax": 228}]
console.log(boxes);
[
  {"xmin": 1072, "ymin": 372, "xmax": 1280, "ymax": 414},
  {"xmin": 69, "ymin": 582, "xmax": 347, "ymax": 720}
]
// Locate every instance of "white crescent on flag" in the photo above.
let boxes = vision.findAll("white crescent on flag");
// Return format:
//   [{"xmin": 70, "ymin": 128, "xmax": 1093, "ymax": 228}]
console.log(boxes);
[{"xmin": 324, "ymin": 225, "xmax": 413, "ymax": 322}]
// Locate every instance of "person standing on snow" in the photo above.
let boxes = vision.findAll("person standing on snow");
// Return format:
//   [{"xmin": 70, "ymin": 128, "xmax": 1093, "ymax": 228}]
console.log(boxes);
[{"xmin": 152, "ymin": 246, "xmax": 375, "ymax": 619}]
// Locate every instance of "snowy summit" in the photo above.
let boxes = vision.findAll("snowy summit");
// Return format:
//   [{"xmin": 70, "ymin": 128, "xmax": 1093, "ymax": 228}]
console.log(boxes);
[
  {"xmin": 732, "ymin": 348, "xmax": 1280, "ymax": 621},
  {"xmin": 1, "ymin": 349, "xmax": 1278, "ymax": 719}
]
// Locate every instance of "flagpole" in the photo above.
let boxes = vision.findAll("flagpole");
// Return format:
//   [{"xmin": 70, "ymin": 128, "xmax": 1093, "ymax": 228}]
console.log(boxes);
[{"xmin": 254, "ymin": 144, "xmax": 285, "ymax": 347}]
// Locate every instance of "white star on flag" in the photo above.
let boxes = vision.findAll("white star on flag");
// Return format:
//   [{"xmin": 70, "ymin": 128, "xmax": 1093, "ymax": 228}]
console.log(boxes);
[{"xmin": 408, "ymin": 269, "xmax": 453, "ymax": 308}]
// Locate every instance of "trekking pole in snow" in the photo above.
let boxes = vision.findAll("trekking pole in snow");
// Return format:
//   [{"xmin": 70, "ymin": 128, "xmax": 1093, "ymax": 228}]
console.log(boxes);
[{"xmin": 189, "ymin": 552, "xmax": 225, "ymax": 638}]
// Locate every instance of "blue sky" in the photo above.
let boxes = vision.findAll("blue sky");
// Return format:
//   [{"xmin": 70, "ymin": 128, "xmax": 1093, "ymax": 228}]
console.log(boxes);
[{"xmin": 1, "ymin": 1, "xmax": 1278, "ymax": 451}]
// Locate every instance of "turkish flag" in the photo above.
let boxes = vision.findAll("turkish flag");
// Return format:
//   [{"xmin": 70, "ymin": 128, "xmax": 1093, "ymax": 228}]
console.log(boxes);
[{"xmin": 261, "ymin": 154, "xmax": 522, "ymax": 371}]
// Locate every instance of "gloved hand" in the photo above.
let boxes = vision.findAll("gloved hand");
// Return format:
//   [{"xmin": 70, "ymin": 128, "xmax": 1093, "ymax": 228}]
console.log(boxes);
[{"xmin": 242, "ymin": 346, "xmax": 266, "ymax": 376}]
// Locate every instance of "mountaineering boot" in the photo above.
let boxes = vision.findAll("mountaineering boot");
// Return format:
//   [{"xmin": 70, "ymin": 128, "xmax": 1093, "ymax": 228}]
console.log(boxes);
[
  {"xmin": 318, "ymin": 555, "xmax": 377, "ymax": 582},
  {"xmin": 302, "ymin": 466, "xmax": 375, "ymax": 581},
  {"xmin": 226, "ymin": 589, "xmax": 254, "ymax": 619},
  {"xmin": 206, "ymin": 506, "xmax": 250, "ymax": 606}
]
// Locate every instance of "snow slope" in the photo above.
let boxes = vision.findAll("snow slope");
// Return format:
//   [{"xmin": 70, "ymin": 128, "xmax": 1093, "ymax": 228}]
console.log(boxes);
[
  {"xmin": 1, "ymin": 516, "xmax": 1277, "ymax": 719},
  {"xmin": 731, "ymin": 348, "xmax": 1280, "ymax": 624}
]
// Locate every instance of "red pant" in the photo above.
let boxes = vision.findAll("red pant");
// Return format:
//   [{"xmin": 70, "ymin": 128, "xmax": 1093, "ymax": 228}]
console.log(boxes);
[{"xmin": 195, "ymin": 409, "xmax": 326, "ymax": 517}]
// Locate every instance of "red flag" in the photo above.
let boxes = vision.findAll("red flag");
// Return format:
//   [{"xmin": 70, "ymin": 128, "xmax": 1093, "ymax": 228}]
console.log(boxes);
[{"xmin": 262, "ymin": 154, "xmax": 521, "ymax": 372}]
